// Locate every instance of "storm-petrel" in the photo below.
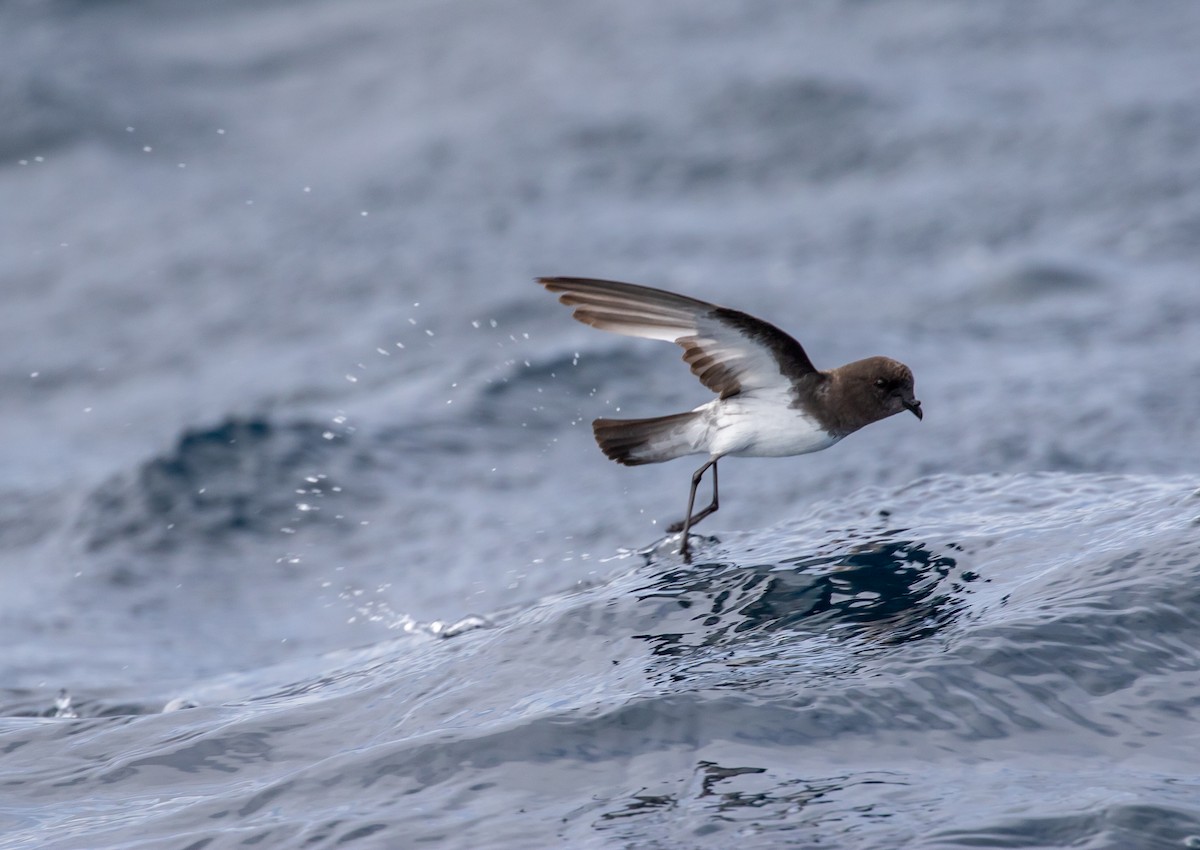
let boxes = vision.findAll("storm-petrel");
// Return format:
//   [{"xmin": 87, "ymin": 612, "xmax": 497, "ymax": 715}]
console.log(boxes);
[{"xmin": 539, "ymin": 277, "xmax": 922, "ymax": 558}]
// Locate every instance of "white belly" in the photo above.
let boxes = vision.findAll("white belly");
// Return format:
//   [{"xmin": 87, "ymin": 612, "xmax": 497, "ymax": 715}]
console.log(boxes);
[{"xmin": 698, "ymin": 396, "xmax": 841, "ymax": 458}]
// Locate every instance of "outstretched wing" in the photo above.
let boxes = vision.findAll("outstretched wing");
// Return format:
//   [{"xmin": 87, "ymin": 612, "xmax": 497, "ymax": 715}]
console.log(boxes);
[{"xmin": 538, "ymin": 277, "xmax": 818, "ymax": 399}]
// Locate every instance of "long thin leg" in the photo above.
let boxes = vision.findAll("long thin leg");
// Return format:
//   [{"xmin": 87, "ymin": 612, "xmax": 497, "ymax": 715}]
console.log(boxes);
[
  {"xmin": 685, "ymin": 460, "xmax": 719, "ymax": 529},
  {"xmin": 668, "ymin": 459, "xmax": 719, "ymax": 534},
  {"xmin": 670, "ymin": 458, "xmax": 719, "ymax": 558}
]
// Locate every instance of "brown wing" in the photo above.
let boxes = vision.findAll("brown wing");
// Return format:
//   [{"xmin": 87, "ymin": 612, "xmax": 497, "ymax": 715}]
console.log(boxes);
[{"xmin": 538, "ymin": 277, "xmax": 817, "ymax": 398}]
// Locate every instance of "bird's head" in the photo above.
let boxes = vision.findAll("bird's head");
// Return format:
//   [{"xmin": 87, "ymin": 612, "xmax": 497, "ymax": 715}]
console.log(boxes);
[{"xmin": 831, "ymin": 356, "xmax": 922, "ymax": 431}]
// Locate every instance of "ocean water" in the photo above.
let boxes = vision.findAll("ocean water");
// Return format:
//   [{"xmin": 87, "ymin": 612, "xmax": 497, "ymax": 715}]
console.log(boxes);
[{"xmin": 3, "ymin": 1, "xmax": 1200, "ymax": 847}]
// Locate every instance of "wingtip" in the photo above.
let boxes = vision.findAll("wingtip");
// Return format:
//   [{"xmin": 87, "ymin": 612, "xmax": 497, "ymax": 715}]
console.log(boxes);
[
  {"xmin": 538, "ymin": 276, "xmax": 596, "ymax": 293},
  {"xmin": 537, "ymin": 277, "xmax": 571, "ymax": 296}
]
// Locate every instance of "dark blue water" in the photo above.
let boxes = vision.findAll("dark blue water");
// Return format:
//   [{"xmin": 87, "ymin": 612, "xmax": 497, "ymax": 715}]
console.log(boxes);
[{"xmin": 3, "ymin": 2, "xmax": 1200, "ymax": 847}]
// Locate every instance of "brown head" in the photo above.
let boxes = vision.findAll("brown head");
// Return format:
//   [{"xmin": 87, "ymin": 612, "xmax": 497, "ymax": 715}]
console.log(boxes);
[{"xmin": 821, "ymin": 356, "xmax": 922, "ymax": 435}]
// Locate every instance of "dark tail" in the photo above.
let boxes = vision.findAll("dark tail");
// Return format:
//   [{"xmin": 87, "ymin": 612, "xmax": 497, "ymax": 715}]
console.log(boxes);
[{"xmin": 592, "ymin": 411, "xmax": 703, "ymax": 466}]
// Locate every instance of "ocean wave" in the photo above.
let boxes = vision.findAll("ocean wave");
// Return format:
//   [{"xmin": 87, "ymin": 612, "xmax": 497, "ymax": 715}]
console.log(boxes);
[{"xmin": 4, "ymin": 473, "xmax": 1197, "ymax": 848}]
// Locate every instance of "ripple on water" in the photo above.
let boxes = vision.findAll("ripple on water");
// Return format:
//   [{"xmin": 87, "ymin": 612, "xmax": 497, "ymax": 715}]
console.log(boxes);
[{"xmin": 2, "ymin": 473, "xmax": 1198, "ymax": 849}]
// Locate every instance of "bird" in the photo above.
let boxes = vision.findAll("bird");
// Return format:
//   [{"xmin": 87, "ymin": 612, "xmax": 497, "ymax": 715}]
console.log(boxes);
[{"xmin": 538, "ymin": 277, "xmax": 922, "ymax": 558}]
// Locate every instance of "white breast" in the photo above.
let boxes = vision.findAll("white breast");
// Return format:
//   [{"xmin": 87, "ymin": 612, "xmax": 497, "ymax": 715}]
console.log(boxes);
[{"xmin": 697, "ymin": 394, "xmax": 841, "ymax": 459}]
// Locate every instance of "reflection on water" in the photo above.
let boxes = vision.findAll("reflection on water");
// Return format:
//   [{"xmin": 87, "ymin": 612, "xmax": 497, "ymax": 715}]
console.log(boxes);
[
  {"xmin": 632, "ymin": 539, "xmax": 975, "ymax": 659},
  {"xmin": 595, "ymin": 759, "xmax": 909, "ymax": 839}
]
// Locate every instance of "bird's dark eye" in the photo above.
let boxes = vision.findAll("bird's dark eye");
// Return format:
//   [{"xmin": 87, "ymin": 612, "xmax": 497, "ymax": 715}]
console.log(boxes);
[{"xmin": 874, "ymin": 378, "xmax": 888, "ymax": 389}]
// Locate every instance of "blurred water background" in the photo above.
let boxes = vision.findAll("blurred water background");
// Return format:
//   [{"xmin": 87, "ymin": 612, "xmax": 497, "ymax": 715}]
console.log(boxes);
[{"xmin": 3, "ymin": 1, "xmax": 1200, "ymax": 847}]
